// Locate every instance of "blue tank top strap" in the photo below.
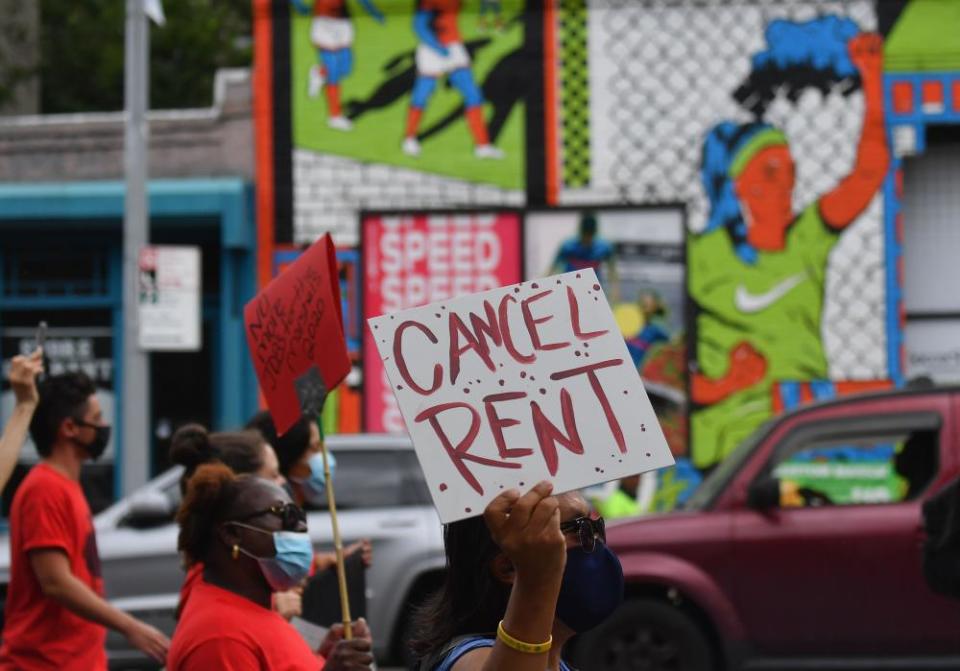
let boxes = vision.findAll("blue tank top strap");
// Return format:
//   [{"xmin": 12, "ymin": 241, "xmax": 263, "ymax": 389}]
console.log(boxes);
[
  {"xmin": 433, "ymin": 636, "xmax": 494, "ymax": 671},
  {"xmin": 430, "ymin": 635, "xmax": 576, "ymax": 671}
]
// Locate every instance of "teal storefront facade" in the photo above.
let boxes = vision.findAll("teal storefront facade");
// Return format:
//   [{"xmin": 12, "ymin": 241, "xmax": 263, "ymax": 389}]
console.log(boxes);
[{"xmin": 0, "ymin": 178, "xmax": 258, "ymax": 511}]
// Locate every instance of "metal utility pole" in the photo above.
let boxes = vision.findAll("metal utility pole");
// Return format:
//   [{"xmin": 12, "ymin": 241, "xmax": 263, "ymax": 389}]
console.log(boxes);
[{"xmin": 122, "ymin": 0, "xmax": 150, "ymax": 496}]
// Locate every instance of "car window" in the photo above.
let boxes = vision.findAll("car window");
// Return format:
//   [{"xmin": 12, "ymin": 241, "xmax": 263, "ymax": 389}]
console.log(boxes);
[
  {"xmin": 769, "ymin": 428, "xmax": 938, "ymax": 507},
  {"xmin": 304, "ymin": 449, "xmax": 431, "ymax": 511},
  {"xmin": 683, "ymin": 420, "xmax": 775, "ymax": 511}
]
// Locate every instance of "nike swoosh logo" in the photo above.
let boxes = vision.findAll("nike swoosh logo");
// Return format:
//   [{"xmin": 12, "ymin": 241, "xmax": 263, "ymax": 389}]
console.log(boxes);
[{"xmin": 734, "ymin": 273, "xmax": 807, "ymax": 314}]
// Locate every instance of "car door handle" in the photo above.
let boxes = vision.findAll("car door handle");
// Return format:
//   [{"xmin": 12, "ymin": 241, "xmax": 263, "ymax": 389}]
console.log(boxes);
[{"xmin": 379, "ymin": 518, "xmax": 418, "ymax": 529}]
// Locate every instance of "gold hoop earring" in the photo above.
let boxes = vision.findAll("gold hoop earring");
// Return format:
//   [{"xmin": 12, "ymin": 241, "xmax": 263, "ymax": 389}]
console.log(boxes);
[{"xmin": 232, "ymin": 544, "xmax": 240, "ymax": 560}]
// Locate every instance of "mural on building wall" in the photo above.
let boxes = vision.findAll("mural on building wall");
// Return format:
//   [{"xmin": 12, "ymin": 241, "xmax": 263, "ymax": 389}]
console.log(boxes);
[
  {"xmin": 539, "ymin": 2, "xmax": 893, "ymax": 492},
  {"xmin": 288, "ymin": 0, "xmax": 528, "ymax": 245},
  {"xmin": 254, "ymin": 2, "xmax": 960, "ymax": 509},
  {"xmin": 292, "ymin": 0, "xmax": 523, "ymax": 170},
  {"xmin": 690, "ymin": 19, "xmax": 891, "ymax": 469},
  {"xmin": 562, "ymin": 4, "xmax": 890, "ymax": 371}
]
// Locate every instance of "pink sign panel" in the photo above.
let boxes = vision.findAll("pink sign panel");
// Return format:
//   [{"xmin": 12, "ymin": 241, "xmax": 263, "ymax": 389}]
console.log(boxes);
[{"xmin": 363, "ymin": 212, "xmax": 522, "ymax": 433}]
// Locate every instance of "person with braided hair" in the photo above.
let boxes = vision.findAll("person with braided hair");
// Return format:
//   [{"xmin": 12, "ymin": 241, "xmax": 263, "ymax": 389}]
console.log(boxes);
[{"xmin": 167, "ymin": 463, "xmax": 374, "ymax": 670}]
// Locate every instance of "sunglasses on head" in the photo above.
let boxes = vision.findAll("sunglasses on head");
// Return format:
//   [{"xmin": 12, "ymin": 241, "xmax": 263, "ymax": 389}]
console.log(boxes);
[
  {"xmin": 235, "ymin": 502, "xmax": 306, "ymax": 531},
  {"xmin": 560, "ymin": 515, "xmax": 606, "ymax": 553}
]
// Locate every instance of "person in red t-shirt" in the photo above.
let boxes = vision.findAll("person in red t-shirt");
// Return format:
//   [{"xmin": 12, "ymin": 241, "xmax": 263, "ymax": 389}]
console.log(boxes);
[
  {"xmin": 0, "ymin": 372, "xmax": 170, "ymax": 670},
  {"xmin": 168, "ymin": 463, "xmax": 373, "ymax": 670}
]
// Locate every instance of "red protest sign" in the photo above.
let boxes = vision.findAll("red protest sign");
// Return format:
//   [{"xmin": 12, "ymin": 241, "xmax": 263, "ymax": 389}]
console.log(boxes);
[{"xmin": 244, "ymin": 234, "xmax": 350, "ymax": 435}]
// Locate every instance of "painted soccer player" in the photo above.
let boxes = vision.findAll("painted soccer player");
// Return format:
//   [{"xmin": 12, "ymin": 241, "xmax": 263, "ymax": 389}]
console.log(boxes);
[
  {"xmin": 689, "ymin": 31, "xmax": 888, "ymax": 467},
  {"xmin": 550, "ymin": 212, "xmax": 618, "ymax": 290},
  {"xmin": 402, "ymin": 0, "xmax": 503, "ymax": 159},
  {"xmin": 292, "ymin": 0, "xmax": 385, "ymax": 132}
]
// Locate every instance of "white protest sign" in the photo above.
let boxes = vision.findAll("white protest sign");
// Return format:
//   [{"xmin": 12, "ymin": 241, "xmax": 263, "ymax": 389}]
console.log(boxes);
[{"xmin": 367, "ymin": 269, "xmax": 675, "ymax": 523}]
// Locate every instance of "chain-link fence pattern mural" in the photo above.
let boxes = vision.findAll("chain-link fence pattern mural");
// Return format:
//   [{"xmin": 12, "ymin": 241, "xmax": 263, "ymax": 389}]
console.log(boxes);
[{"xmin": 559, "ymin": 0, "xmax": 886, "ymax": 385}]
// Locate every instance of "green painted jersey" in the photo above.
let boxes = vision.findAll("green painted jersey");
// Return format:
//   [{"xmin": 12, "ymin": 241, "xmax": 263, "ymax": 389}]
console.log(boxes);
[
  {"xmin": 688, "ymin": 203, "xmax": 840, "ymax": 467},
  {"xmin": 688, "ymin": 202, "xmax": 838, "ymax": 384}
]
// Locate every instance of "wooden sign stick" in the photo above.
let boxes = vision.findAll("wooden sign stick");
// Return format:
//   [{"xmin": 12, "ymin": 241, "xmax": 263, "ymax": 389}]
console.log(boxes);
[{"xmin": 319, "ymin": 431, "xmax": 352, "ymax": 640}]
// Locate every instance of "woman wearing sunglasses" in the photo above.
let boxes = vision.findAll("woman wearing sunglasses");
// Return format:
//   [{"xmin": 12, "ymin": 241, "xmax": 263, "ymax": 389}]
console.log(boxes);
[
  {"xmin": 169, "ymin": 424, "xmax": 302, "ymax": 621},
  {"xmin": 410, "ymin": 481, "xmax": 624, "ymax": 671},
  {"xmin": 167, "ymin": 463, "xmax": 373, "ymax": 670}
]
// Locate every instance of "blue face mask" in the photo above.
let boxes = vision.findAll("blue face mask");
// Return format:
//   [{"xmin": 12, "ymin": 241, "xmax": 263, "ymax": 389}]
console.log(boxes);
[
  {"xmin": 291, "ymin": 452, "xmax": 335, "ymax": 505},
  {"xmin": 555, "ymin": 544, "xmax": 624, "ymax": 633},
  {"xmin": 237, "ymin": 527, "xmax": 313, "ymax": 592}
]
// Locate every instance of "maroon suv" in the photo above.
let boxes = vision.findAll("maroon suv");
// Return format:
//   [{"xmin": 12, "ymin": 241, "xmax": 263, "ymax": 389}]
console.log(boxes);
[{"xmin": 570, "ymin": 387, "xmax": 960, "ymax": 671}]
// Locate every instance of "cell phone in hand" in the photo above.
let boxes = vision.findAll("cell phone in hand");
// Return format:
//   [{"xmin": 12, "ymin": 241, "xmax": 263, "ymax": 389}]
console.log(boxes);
[{"xmin": 36, "ymin": 321, "xmax": 47, "ymax": 352}]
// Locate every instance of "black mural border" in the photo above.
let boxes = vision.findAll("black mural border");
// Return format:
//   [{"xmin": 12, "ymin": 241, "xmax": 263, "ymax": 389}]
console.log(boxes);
[{"xmin": 273, "ymin": 0, "xmax": 294, "ymax": 244}]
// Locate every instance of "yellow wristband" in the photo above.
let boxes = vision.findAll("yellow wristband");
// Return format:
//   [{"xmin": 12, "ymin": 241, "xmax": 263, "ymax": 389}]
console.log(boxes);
[{"xmin": 496, "ymin": 620, "xmax": 552, "ymax": 654}]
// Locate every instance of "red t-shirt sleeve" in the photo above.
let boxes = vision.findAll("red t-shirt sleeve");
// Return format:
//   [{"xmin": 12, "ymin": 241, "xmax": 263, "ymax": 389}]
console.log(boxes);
[
  {"xmin": 20, "ymin": 488, "xmax": 74, "ymax": 555},
  {"xmin": 180, "ymin": 637, "xmax": 264, "ymax": 670}
]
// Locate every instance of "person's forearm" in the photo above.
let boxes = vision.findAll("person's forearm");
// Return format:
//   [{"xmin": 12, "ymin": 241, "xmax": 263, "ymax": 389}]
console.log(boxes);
[
  {"xmin": 481, "ymin": 570, "xmax": 562, "ymax": 671},
  {"xmin": 0, "ymin": 402, "xmax": 35, "ymax": 490},
  {"xmin": 821, "ymin": 67, "xmax": 888, "ymax": 229},
  {"xmin": 857, "ymin": 69, "xmax": 886, "ymax": 156},
  {"xmin": 314, "ymin": 551, "xmax": 337, "ymax": 572},
  {"xmin": 861, "ymin": 62, "xmax": 884, "ymax": 115},
  {"xmin": 43, "ymin": 571, "xmax": 137, "ymax": 635},
  {"xmin": 414, "ymin": 11, "xmax": 445, "ymax": 52}
]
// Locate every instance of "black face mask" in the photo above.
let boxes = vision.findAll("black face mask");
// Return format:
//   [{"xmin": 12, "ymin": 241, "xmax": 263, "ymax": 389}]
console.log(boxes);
[{"xmin": 72, "ymin": 419, "xmax": 111, "ymax": 461}]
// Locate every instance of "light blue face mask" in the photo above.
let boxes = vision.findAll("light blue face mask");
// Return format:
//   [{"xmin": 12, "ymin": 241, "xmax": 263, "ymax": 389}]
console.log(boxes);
[
  {"xmin": 235, "ymin": 525, "xmax": 313, "ymax": 592},
  {"xmin": 291, "ymin": 451, "xmax": 335, "ymax": 505}
]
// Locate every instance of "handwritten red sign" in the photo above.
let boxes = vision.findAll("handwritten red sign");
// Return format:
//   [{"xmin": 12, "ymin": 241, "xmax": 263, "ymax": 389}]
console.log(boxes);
[
  {"xmin": 368, "ymin": 269, "xmax": 674, "ymax": 523},
  {"xmin": 244, "ymin": 234, "xmax": 350, "ymax": 435}
]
